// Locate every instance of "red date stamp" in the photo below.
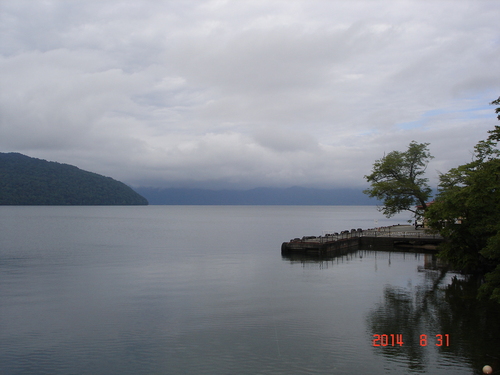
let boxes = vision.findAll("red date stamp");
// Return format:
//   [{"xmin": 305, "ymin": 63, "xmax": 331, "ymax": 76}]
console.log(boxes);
[{"xmin": 373, "ymin": 334, "xmax": 450, "ymax": 347}]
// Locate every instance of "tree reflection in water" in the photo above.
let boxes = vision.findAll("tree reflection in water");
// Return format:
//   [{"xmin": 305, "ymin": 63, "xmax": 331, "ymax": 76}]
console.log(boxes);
[{"xmin": 366, "ymin": 264, "xmax": 500, "ymax": 374}]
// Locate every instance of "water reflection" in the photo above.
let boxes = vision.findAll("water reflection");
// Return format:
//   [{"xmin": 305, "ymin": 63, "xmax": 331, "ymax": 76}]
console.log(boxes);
[
  {"xmin": 366, "ymin": 264, "xmax": 500, "ymax": 374},
  {"xmin": 282, "ymin": 249, "xmax": 500, "ymax": 374},
  {"xmin": 281, "ymin": 248, "xmax": 438, "ymax": 268},
  {"xmin": 281, "ymin": 248, "xmax": 359, "ymax": 265}
]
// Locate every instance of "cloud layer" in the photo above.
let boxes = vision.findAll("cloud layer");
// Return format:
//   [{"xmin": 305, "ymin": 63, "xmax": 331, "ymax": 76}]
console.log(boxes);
[{"xmin": 1, "ymin": 0, "xmax": 499, "ymax": 189}]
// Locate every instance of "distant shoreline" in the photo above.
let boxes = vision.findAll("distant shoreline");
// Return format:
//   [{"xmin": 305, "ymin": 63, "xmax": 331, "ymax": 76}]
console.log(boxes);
[{"xmin": 133, "ymin": 186, "xmax": 380, "ymax": 205}]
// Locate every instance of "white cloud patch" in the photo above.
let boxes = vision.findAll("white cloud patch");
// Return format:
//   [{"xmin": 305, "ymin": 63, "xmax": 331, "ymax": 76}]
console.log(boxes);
[
  {"xmin": 252, "ymin": 127, "xmax": 319, "ymax": 153},
  {"xmin": 1, "ymin": 0, "xmax": 499, "ymax": 189}
]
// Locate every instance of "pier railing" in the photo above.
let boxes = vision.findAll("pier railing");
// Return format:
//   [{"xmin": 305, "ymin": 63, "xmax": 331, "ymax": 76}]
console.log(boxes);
[
  {"xmin": 315, "ymin": 230, "xmax": 442, "ymax": 243},
  {"xmin": 360, "ymin": 230, "xmax": 442, "ymax": 239},
  {"xmin": 283, "ymin": 227, "xmax": 444, "ymax": 255}
]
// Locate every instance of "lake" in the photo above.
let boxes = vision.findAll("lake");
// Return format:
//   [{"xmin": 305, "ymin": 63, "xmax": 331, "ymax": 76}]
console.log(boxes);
[{"xmin": 1, "ymin": 206, "xmax": 499, "ymax": 374}]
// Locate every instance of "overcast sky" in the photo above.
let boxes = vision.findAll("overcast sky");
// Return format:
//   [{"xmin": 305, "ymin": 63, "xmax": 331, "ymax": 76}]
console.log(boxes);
[{"xmin": 1, "ymin": 0, "xmax": 499, "ymax": 190}]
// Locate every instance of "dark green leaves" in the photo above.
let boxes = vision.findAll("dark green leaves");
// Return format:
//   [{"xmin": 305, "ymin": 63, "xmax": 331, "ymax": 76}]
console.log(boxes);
[
  {"xmin": 425, "ymin": 97, "xmax": 500, "ymax": 303},
  {"xmin": 364, "ymin": 141, "xmax": 433, "ymax": 217}
]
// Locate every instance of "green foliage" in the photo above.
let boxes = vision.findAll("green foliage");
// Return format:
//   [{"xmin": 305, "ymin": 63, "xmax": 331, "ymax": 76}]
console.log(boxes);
[
  {"xmin": 426, "ymin": 96, "xmax": 500, "ymax": 303},
  {"xmin": 0, "ymin": 153, "xmax": 148, "ymax": 205},
  {"xmin": 492, "ymin": 96, "xmax": 500, "ymax": 122},
  {"xmin": 364, "ymin": 141, "xmax": 434, "ymax": 217}
]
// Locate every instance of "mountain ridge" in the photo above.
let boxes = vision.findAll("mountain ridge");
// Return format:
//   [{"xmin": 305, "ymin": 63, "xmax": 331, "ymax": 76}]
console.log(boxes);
[
  {"xmin": 0, "ymin": 152, "xmax": 148, "ymax": 205},
  {"xmin": 134, "ymin": 186, "xmax": 378, "ymax": 205}
]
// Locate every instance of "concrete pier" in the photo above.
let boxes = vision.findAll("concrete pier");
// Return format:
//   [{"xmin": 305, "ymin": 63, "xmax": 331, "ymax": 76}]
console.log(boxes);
[{"xmin": 281, "ymin": 225, "xmax": 443, "ymax": 256}]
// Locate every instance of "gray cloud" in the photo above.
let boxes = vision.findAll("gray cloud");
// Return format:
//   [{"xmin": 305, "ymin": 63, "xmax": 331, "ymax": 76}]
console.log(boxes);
[{"xmin": 1, "ymin": 0, "xmax": 499, "ymax": 189}]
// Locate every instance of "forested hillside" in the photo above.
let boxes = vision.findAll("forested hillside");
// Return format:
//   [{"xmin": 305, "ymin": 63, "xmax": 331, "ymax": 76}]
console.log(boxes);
[{"xmin": 0, "ymin": 153, "xmax": 148, "ymax": 205}]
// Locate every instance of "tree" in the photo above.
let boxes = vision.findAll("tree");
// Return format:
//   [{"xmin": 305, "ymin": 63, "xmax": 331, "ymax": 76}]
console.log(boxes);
[
  {"xmin": 425, "ymin": 97, "xmax": 500, "ymax": 303},
  {"xmin": 363, "ymin": 141, "xmax": 434, "ymax": 217}
]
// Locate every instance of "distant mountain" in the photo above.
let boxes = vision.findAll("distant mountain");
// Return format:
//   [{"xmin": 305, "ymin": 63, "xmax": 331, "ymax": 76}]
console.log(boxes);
[
  {"xmin": 0, "ymin": 153, "xmax": 148, "ymax": 205},
  {"xmin": 134, "ymin": 186, "xmax": 378, "ymax": 205}
]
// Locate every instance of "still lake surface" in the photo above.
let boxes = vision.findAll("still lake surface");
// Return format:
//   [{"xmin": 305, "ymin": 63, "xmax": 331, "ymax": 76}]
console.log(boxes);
[{"xmin": 1, "ymin": 206, "xmax": 499, "ymax": 375}]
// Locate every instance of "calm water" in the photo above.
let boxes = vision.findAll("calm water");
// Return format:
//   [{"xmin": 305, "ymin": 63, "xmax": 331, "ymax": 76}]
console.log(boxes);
[{"xmin": 1, "ymin": 206, "xmax": 499, "ymax": 375}]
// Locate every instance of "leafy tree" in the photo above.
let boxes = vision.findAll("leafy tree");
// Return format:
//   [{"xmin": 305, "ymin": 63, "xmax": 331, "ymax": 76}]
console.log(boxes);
[
  {"xmin": 364, "ymin": 141, "xmax": 434, "ymax": 217},
  {"xmin": 426, "ymin": 97, "xmax": 500, "ymax": 303}
]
